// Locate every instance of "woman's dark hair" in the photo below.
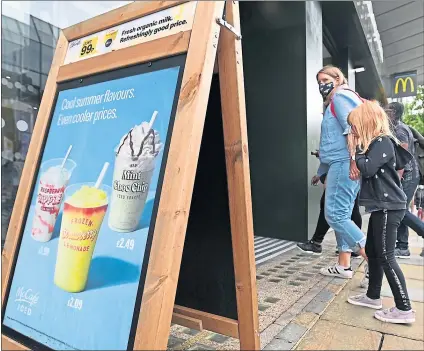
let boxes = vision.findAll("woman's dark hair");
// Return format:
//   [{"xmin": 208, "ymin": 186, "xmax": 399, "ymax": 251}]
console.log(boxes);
[{"xmin": 387, "ymin": 102, "xmax": 404, "ymax": 122}]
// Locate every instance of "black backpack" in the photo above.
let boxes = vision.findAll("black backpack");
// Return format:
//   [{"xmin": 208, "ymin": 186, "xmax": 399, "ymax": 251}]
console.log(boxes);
[{"xmin": 410, "ymin": 126, "xmax": 424, "ymax": 184}]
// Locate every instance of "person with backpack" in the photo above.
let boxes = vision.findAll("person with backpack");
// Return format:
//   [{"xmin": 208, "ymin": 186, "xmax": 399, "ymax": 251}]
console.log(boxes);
[
  {"xmin": 386, "ymin": 102, "xmax": 424, "ymax": 258},
  {"xmin": 347, "ymin": 101, "xmax": 415, "ymax": 324},
  {"xmin": 410, "ymin": 125, "xmax": 424, "ymax": 183},
  {"xmin": 408, "ymin": 125, "xmax": 424, "ymax": 258},
  {"xmin": 314, "ymin": 65, "xmax": 367, "ymax": 278}
]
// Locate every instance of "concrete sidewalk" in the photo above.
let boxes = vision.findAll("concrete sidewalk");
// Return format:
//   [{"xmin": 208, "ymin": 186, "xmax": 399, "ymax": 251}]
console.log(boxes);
[
  {"xmin": 167, "ymin": 223, "xmax": 423, "ymax": 350},
  {"xmin": 295, "ymin": 232, "xmax": 424, "ymax": 351}
]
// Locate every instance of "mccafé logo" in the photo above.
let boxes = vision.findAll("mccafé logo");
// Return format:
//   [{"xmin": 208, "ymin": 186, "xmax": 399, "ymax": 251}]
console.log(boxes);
[{"xmin": 394, "ymin": 77, "xmax": 414, "ymax": 94}]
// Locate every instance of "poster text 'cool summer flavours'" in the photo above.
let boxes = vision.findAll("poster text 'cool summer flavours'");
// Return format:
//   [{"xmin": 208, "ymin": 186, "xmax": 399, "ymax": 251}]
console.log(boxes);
[{"xmin": 3, "ymin": 63, "xmax": 182, "ymax": 350}]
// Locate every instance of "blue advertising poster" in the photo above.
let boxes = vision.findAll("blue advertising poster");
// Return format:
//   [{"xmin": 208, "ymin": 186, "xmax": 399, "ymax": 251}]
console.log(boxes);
[{"xmin": 3, "ymin": 61, "xmax": 183, "ymax": 350}]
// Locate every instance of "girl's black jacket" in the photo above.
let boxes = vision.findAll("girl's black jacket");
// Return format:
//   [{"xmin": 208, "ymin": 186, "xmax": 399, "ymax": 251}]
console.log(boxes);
[{"xmin": 356, "ymin": 135, "xmax": 413, "ymax": 211}]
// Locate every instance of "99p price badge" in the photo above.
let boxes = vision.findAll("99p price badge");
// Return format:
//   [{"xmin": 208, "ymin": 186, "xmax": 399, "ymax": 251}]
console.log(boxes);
[{"xmin": 80, "ymin": 37, "xmax": 98, "ymax": 57}]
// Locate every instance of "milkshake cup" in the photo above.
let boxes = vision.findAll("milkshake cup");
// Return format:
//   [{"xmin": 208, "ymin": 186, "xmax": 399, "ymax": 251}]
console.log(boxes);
[
  {"xmin": 54, "ymin": 182, "xmax": 110, "ymax": 293},
  {"xmin": 108, "ymin": 112, "xmax": 162, "ymax": 232},
  {"xmin": 32, "ymin": 158, "xmax": 76, "ymax": 242}
]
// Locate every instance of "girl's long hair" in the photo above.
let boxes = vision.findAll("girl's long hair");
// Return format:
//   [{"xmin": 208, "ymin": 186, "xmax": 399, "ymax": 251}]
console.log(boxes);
[
  {"xmin": 316, "ymin": 65, "xmax": 348, "ymax": 106},
  {"xmin": 348, "ymin": 101, "xmax": 396, "ymax": 153}
]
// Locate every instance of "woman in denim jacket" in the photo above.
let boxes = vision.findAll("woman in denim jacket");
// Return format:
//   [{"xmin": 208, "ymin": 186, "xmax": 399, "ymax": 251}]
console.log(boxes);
[{"xmin": 316, "ymin": 65, "xmax": 367, "ymax": 279}]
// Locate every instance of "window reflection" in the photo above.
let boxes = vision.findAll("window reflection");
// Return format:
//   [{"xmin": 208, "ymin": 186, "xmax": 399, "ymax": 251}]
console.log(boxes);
[{"xmin": 1, "ymin": 1, "xmax": 133, "ymax": 247}]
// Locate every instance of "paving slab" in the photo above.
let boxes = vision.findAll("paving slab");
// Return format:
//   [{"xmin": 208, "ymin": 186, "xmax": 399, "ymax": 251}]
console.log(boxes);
[
  {"xmin": 295, "ymin": 320, "xmax": 382, "ymax": 350},
  {"xmin": 410, "ymin": 246, "xmax": 424, "ymax": 255},
  {"xmin": 264, "ymin": 337, "xmax": 294, "ymax": 350},
  {"xmin": 260, "ymin": 323, "xmax": 285, "ymax": 349},
  {"xmin": 380, "ymin": 335, "xmax": 424, "ymax": 350},
  {"xmin": 399, "ymin": 256, "xmax": 424, "ymax": 266},
  {"xmin": 293, "ymin": 312, "xmax": 319, "ymax": 328},
  {"xmin": 321, "ymin": 288, "xmax": 424, "ymax": 341},
  {"xmin": 380, "ymin": 277, "xmax": 424, "ymax": 302},
  {"xmin": 276, "ymin": 322, "xmax": 308, "ymax": 343},
  {"xmin": 398, "ymin": 264, "xmax": 424, "ymax": 280}
]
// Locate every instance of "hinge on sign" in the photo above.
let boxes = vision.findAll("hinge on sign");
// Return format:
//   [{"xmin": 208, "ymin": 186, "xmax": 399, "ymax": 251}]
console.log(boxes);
[{"xmin": 216, "ymin": 18, "xmax": 242, "ymax": 40}]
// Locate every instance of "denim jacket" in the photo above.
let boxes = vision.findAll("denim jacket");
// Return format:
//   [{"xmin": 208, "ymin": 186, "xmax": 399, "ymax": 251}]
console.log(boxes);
[{"xmin": 317, "ymin": 89, "xmax": 362, "ymax": 176}]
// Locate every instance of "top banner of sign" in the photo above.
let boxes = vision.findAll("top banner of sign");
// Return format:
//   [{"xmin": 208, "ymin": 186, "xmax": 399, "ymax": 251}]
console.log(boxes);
[{"xmin": 64, "ymin": 2, "xmax": 197, "ymax": 65}]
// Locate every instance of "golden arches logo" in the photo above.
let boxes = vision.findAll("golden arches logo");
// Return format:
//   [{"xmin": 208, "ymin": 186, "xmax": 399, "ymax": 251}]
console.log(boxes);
[{"xmin": 394, "ymin": 77, "xmax": 415, "ymax": 94}]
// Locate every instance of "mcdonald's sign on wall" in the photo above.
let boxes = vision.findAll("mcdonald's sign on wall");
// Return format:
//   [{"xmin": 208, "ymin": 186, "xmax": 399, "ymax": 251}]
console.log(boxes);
[{"xmin": 391, "ymin": 71, "xmax": 417, "ymax": 98}]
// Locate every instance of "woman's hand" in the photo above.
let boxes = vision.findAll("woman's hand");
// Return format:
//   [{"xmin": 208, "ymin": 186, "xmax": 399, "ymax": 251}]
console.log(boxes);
[
  {"xmin": 311, "ymin": 175, "xmax": 321, "ymax": 186},
  {"xmin": 347, "ymin": 132, "xmax": 361, "ymax": 180},
  {"xmin": 350, "ymin": 160, "xmax": 360, "ymax": 180}
]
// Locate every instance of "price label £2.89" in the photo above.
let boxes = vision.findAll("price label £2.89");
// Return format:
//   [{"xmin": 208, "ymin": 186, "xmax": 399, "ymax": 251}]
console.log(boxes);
[{"xmin": 80, "ymin": 37, "xmax": 98, "ymax": 57}]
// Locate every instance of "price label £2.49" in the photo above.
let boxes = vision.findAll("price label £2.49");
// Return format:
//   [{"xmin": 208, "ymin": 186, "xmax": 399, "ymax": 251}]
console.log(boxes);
[{"xmin": 80, "ymin": 37, "xmax": 98, "ymax": 57}]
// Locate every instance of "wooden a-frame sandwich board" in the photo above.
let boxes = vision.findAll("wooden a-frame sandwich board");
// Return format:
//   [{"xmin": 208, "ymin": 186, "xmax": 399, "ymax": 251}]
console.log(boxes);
[{"xmin": 1, "ymin": 1, "xmax": 259, "ymax": 350}]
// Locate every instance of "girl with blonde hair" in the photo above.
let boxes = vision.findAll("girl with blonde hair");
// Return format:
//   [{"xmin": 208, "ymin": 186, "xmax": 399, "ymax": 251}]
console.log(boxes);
[
  {"xmin": 347, "ymin": 101, "xmax": 415, "ymax": 324},
  {"xmin": 312, "ymin": 65, "xmax": 367, "ymax": 278}
]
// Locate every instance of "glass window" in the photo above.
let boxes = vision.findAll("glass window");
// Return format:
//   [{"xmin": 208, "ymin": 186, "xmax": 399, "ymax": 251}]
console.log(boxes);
[
  {"xmin": 1, "ymin": 29, "xmax": 24, "ymax": 47},
  {"xmin": 22, "ymin": 39, "xmax": 41, "ymax": 72},
  {"xmin": 41, "ymin": 45, "xmax": 54, "ymax": 75},
  {"xmin": 32, "ymin": 16, "xmax": 56, "ymax": 47},
  {"xmin": 18, "ymin": 20, "xmax": 42, "ymax": 42},
  {"xmin": 2, "ymin": 40, "xmax": 22, "ymax": 67},
  {"xmin": 40, "ymin": 74, "xmax": 48, "ymax": 91},
  {"xmin": 1, "ymin": 1, "xmax": 135, "ymax": 249},
  {"xmin": 51, "ymin": 25, "xmax": 59, "ymax": 40},
  {"xmin": 2, "ymin": 62, "xmax": 22, "ymax": 74},
  {"xmin": 32, "ymin": 16, "xmax": 53, "ymax": 36},
  {"xmin": 38, "ymin": 30, "xmax": 56, "ymax": 47},
  {"xmin": 2, "ymin": 16, "xmax": 21, "ymax": 34},
  {"xmin": 23, "ymin": 70, "xmax": 41, "ymax": 89}
]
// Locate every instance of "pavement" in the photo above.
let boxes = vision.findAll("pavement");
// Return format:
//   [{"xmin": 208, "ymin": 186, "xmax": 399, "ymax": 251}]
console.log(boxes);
[
  {"xmin": 294, "ymin": 231, "xmax": 424, "ymax": 351},
  {"xmin": 167, "ymin": 217, "xmax": 424, "ymax": 350}
]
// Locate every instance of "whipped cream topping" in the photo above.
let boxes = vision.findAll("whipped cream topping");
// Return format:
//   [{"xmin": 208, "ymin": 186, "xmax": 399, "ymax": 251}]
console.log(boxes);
[{"xmin": 115, "ymin": 121, "xmax": 162, "ymax": 160}]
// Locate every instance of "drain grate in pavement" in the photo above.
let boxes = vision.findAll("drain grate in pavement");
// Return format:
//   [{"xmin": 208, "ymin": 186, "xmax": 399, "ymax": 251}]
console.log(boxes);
[
  {"xmin": 183, "ymin": 328, "xmax": 201, "ymax": 336},
  {"xmin": 208, "ymin": 334, "xmax": 229, "ymax": 344},
  {"xmin": 168, "ymin": 336, "xmax": 185, "ymax": 349},
  {"xmin": 258, "ymin": 304, "xmax": 270, "ymax": 311},
  {"xmin": 264, "ymin": 297, "xmax": 281, "ymax": 303},
  {"xmin": 188, "ymin": 344, "xmax": 214, "ymax": 350},
  {"xmin": 296, "ymin": 278, "xmax": 308, "ymax": 282},
  {"xmin": 288, "ymin": 267, "xmax": 300, "ymax": 272},
  {"xmin": 288, "ymin": 281, "xmax": 301, "ymax": 286}
]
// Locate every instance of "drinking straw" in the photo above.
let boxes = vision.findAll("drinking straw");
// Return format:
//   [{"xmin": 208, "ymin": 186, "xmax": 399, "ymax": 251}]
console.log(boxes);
[
  {"xmin": 94, "ymin": 162, "xmax": 109, "ymax": 189},
  {"xmin": 148, "ymin": 111, "xmax": 158, "ymax": 131},
  {"xmin": 61, "ymin": 145, "xmax": 73, "ymax": 169}
]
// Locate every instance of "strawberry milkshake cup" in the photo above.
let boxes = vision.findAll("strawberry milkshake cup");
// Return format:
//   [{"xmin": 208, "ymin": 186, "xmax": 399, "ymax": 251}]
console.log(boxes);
[{"xmin": 32, "ymin": 157, "xmax": 76, "ymax": 242}]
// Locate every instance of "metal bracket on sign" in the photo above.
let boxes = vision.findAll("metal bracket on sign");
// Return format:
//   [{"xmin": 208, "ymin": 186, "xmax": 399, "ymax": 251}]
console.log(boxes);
[{"xmin": 216, "ymin": 18, "xmax": 242, "ymax": 40}]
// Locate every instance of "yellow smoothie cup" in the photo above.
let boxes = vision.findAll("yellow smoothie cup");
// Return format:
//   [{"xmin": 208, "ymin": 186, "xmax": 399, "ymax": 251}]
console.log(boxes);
[{"xmin": 54, "ymin": 183, "xmax": 111, "ymax": 293}]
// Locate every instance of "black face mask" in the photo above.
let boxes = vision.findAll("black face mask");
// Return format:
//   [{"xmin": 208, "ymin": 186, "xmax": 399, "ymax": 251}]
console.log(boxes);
[{"xmin": 319, "ymin": 81, "xmax": 334, "ymax": 99}]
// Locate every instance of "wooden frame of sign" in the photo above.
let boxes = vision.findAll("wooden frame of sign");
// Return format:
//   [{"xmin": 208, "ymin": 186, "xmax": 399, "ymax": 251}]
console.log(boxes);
[{"xmin": 1, "ymin": 1, "xmax": 259, "ymax": 350}]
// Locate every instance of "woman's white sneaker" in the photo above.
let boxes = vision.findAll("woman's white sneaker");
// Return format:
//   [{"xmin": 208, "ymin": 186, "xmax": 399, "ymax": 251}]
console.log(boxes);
[
  {"xmin": 320, "ymin": 264, "xmax": 353, "ymax": 279},
  {"xmin": 374, "ymin": 307, "xmax": 416, "ymax": 324},
  {"xmin": 348, "ymin": 293, "xmax": 382, "ymax": 309}
]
